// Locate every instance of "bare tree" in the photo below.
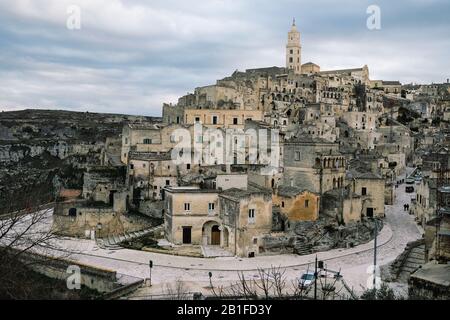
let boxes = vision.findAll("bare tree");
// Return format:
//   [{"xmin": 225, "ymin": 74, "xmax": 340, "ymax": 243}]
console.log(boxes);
[
  {"xmin": 0, "ymin": 190, "xmax": 69, "ymax": 299},
  {"xmin": 163, "ymin": 278, "xmax": 190, "ymax": 300}
]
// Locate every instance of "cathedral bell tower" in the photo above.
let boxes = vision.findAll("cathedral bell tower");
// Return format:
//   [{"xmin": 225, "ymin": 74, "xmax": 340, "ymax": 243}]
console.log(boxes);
[{"xmin": 286, "ymin": 18, "xmax": 302, "ymax": 74}]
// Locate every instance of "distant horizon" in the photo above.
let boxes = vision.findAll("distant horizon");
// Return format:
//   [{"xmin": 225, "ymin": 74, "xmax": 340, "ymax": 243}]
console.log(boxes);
[{"xmin": 1, "ymin": 0, "xmax": 449, "ymax": 116}]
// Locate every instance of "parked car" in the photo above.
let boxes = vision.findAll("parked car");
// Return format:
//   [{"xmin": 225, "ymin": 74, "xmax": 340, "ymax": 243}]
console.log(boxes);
[
  {"xmin": 406, "ymin": 186, "xmax": 415, "ymax": 193},
  {"xmin": 298, "ymin": 271, "xmax": 316, "ymax": 288}
]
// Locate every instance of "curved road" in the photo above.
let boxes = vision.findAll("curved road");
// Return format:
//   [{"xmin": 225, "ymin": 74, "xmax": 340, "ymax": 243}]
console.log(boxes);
[{"xmin": 54, "ymin": 171, "xmax": 421, "ymax": 296}]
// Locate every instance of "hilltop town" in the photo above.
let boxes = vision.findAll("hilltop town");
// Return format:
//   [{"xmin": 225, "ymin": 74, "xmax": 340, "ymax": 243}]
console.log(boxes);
[{"xmin": 1, "ymin": 20, "xmax": 449, "ymax": 300}]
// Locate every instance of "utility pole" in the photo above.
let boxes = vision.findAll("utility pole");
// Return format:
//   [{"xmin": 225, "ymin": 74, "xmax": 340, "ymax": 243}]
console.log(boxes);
[
  {"xmin": 314, "ymin": 255, "xmax": 318, "ymax": 300},
  {"xmin": 373, "ymin": 219, "xmax": 378, "ymax": 298}
]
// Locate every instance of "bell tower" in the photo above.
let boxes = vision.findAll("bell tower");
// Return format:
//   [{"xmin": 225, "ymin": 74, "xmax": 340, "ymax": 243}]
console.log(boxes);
[{"xmin": 286, "ymin": 18, "xmax": 301, "ymax": 74}]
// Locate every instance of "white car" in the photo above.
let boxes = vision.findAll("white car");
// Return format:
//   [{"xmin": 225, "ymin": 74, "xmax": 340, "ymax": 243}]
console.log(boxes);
[{"xmin": 298, "ymin": 271, "xmax": 316, "ymax": 288}]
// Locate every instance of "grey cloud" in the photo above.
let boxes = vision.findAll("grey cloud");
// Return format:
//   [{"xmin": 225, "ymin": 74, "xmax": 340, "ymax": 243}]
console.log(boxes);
[{"xmin": 0, "ymin": 0, "xmax": 448, "ymax": 115}]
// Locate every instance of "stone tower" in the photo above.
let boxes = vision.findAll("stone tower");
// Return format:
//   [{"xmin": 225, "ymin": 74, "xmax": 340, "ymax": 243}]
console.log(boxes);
[{"xmin": 286, "ymin": 18, "xmax": 301, "ymax": 74}]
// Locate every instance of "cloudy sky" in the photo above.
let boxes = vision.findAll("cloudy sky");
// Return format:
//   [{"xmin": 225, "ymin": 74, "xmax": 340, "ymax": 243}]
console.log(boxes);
[{"xmin": 0, "ymin": 0, "xmax": 449, "ymax": 116}]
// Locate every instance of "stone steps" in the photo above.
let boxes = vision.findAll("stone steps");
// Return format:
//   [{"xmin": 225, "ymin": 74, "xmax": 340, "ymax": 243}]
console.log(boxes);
[
  {"xmin": 97, "ymin": 226, "xmax": 160, "ymax": 250},
  {"xmin": 397, "ymin": 244, "xmax": 425, "ymax": 280},
  {"xmin": 294, "ymin": 242, "xmax": 313, "ymax": 255}
]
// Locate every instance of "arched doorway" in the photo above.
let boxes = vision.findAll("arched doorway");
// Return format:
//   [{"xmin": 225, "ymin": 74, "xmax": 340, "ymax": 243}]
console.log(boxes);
[{"xmin": 211, "ymin": 225, "xmax": 221, "ymax": 245}]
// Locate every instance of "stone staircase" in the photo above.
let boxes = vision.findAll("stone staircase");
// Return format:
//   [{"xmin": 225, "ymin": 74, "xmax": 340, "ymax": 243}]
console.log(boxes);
[
  {"xmin": 388, "ymin": 239, "xmax": 426, "ymax": 282},
  {"xmin": 96, "ymin": 228, "xmax": 156, "ymax": 250},
  {"xmin": 294, "ymin": 242, "xmax": 313, "ymax": 255},
  {"xmin": 398, "ymin": 244, "xmax": 426, "ymax": 280}
]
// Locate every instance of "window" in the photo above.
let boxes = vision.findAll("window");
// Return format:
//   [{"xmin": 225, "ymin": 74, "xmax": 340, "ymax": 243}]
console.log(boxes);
[
  {"xmin": 130, "ymin": 164, "xmax": 134, "ymax": 169},
  {"xmin": 143, "ymin": 138, "xmax": 152, "ymax": 144},
  {"xmin": 362, "ymin": 187, "xmax": 367, "ymax": 196},
  {"xmin": 305, "ymin": 200, "xmax": 309, "ymax": 208},
  {"xmin": 289, "ymin": 57, "xmax": 293, "ymax": 63},
  {"xmin": 248, "ymin": 209, "xmax": 255, "ymax": 223},
  {"xmin": 195, "ymin": 117, "xmax": 200, "ymax": 123},
  {"xmin": 281, "ymin": 201, "xmax": 285, "ymax": 208},
  {"xmin": 290, "ymin": 49, "xmax": 293, "ymax": 54},
  {"xmin": 68, "ymin": 208, "xmax": 77, "ymax": 217},
  {"xmin": 295, "ymin": 151, "xmax": 300, "ymax": 161},
  {"xmin": 212, "ymin": 116, "xmax": 218, "ymax": 125},
  {"xmin": 208, "ymin": 203, "xmax": 215, "ymax": 211},
  {"xmin": 187, "ymin": 164, "xmax": 191, "ymax": 170},
  {"xmin": 233, "ymin": 117, "xmax": 238, "ymax": 125},
  {"xmin": 125, "ymin": 138, "xmax": 128, "ymax": 144},
  {"xmin": 143, "ymin": 163, "xmax": 146, "ymax": 168},
  {"xmin": 166, "ymin": 180, "xmax": 170, "ymax": 186},
  {"xmin": 176, "ymin": 116, "xmax": 180, "ymax": 124},
  {"xmin": 184, "ymin": 203, "xmax": 191, "ymax": 211}
]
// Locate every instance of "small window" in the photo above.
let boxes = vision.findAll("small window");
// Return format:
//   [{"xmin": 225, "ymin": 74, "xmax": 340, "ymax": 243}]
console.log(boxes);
[
  {"xmin": 281, "ymin": 201, "xmax": 285, "ymax": 208},
  {"xmin": 248, "ymin": 209, "xmax": 255, "ymax": 223},
  {"xmin": 130, "ymin": 164, "xmax": 134, "ymax": 169},
  {"xmin": 195, "ymin": 117, "xmax": 200, "ymax": 123},
  {"xmin": 68, "ymin": 208, "xmax": 77, "ymax": 217},
  {"xmin": 165, "ymin": 180, "xmax": 170, "ymax": 186},
  {"xmin": 184, "ymin": 203, "xmax": 191, "ymax": 211},
  {"xmin": 208, "ymin": 203, "xmax": 215, "ymax": 211},
  {"xmin": 305, "ymin": 200, "xmax": 309, "ymax": 208},
  {"xmin": 143, "ymin": 163, "xmax": 146, "ymax": 168},
  {"xmin": 176, "ymin": 116, "xmax": 180, "ymax": 124},
  {"xmin": 143, "ymin": 138, "xmax": 152, "ymax": 144},
  {"xmin": 212, "ymin": 116, "xmax": 218, "ymax": 125},
  {"xmin": 233, "ymin": 117, "xmax": 238, "ymax": 125},
  {"xmin": 187, "ymin": 164, "xmax": 191, "ymax": 170},
  {"xmin": 362, "ymin": 187, "xmax": 367, "ymax": 196},
  {"xmin": 295, "ymin": 151, "xmax": 300, "ymax": 161}
]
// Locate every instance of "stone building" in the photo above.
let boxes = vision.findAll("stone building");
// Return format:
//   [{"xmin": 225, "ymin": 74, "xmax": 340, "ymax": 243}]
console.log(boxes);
[
  {"xmin": 346, "ymin": 170, "xmax": 385, "ymax": 218},
  {"xmin": 283, "ymin": 136, "xmax": 346, "ymax": 194},
  {"xmin": 164, "ymin": 187, "xmax": 221, "ymax": 246},
  {"xmin": 163, "ymin": 185, "xmax": 273, "ymax": 257},
  {"xmin": 272, "ymin": 185, "xmax": 320, "ymax": 221},
  {"xmin": 219, "ymin": 187, "xmax": 273, "ymax": 257}
]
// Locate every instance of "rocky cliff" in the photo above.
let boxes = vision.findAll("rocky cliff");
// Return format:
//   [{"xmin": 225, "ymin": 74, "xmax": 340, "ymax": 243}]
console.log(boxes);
[{"xmin": 0, "ymin": 109, "xmax": 161, "ymax": 212}]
